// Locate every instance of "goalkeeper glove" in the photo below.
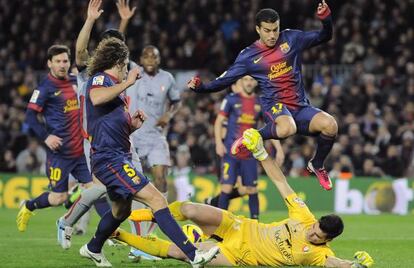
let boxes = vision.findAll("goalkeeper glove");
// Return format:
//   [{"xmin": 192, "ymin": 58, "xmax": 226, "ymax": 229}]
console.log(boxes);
[
  {"xmin": 242, "ymin": 128, "xmax": 268, "ymax": 161},
  {"xmin": 351, "ymin": 251, "xmax": 374, "ymax": 268}
]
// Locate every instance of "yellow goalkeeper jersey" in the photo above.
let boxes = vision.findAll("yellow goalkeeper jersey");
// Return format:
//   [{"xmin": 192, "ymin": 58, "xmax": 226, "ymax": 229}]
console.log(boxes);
[{"xmin": 216, "ymin": 193, "xmax": 334, "ymax": 266}]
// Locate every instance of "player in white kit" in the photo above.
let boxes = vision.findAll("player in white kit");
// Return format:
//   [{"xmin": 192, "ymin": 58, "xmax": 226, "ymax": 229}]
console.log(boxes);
[{"xmin": 126, "ymin": 46, "xmax": 181, "ymax": 256}]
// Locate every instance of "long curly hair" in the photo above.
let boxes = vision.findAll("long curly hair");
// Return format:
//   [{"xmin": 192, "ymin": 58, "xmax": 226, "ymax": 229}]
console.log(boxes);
[{"xmin": 87, "ymin": 37, "xmax": 129, "ymax": 76}]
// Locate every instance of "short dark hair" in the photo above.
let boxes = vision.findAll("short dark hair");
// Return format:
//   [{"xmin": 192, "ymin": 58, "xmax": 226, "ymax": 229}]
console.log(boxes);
[
  {"xmin": 99, "ymin": 29, "xmax": 125, "ymax": 42},
  {"xmin": 47, "ymin": 45, "xmax": 71, "ymax": 61},
  {"xmin": 319, "ymin": 214, "xmax": 344, "ymax": 240},
  {"xmin": 255, "ymin": 8, "xmax": 280, "ymax": 26},
  {"xmin": 87, "ymin": 37, "xmax": 129, "ymax": 76}
]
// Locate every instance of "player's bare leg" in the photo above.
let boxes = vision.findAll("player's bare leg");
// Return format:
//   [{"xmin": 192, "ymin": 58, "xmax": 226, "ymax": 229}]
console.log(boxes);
[
  {"xmin": 151, "ymin": 165, "xmax": 168, "ymax": 193},
  {"xmin": 307, "ymin": 111, "xmax": 338, "ymax": 190}
]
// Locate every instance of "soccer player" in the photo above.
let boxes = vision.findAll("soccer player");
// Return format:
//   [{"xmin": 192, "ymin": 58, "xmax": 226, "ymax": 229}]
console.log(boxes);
[
  {"xmin": 188, "ymin": 1, "xmax": 337, "ymax": 190},
  {"xmin": 121, "ymin": 129, "xmax": 374, "ymax": 268},
  {"xmin": 214, "ymin": 75, "xmax": 261, "ymax": 219},
  {"xmin": 125, "ymin": 45, "xmax": 181, "ymax": 243},
  {"xmin": 213, "ymin": 76, "xmax": 284, "ymax": 218},
  {"xmin": 56, "ymin": 0, "xmax": 138, "ymax": 250},
  {"xmin": 80, "ymin": 37, "xmax": 218, "ymax": 267},
  {"xmin": 17, "ymin": 45, "xmax": 93, "ymax": 232}
]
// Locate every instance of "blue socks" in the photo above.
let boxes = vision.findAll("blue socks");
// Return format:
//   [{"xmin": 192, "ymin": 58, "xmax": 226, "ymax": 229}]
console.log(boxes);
[
  {"xmin": 94, "ymin": 197, "xmax": 110, "ymax": 217},
  {"xmin": 312, "ymin": 134, "xmax": 336, "ymax": 169},
  {"xmin": 87, "ymin": 211, "xmax": 123, "ymax": 253},
  {"xmin": 154, "ymin": 207, "xmax": 197, "ymax": 261},
  {"xmin": 248, "ymin": 193, "xmax": 259, "ymax": 219},
  {"xmin": 26, "ymin": 192, "xmax": 50, "ymax": 211},
  {"xmin": 218, "ymin": 192, "xmax": 231, "ymax": 210}
]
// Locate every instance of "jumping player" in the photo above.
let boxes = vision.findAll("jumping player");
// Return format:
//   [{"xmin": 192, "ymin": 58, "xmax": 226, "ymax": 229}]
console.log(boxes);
[
  {"xmin": 80, "ymin": 37, "xmax": 218, "ymax": 267},
  {"xmin": 122, "ymin": 129, "xmax": 374, "ymax": 268},
  {"xmin": 17, "ymin": 45, "xmax": 93, "ymax": 232},
  {"xmin": 188, "ymin": 1, "xmax": 337, "ymax": 190}
]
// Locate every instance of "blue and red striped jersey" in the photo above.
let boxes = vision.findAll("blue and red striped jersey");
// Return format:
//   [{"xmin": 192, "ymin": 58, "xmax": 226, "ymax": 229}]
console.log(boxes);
[
  {"xmin": 85, "ymin": 72, "xmax": 132, "ymax": 161},
  {"xmin": 219, "ymin": 93, "xmax": 261, "ymax": 150},
  {"xmin": 195, "ymin": 19, "xmax": 333, "ymax": 111},
  {"xmin": 27, "ymin": 73, "xmax": 83, "ymax": 158}
]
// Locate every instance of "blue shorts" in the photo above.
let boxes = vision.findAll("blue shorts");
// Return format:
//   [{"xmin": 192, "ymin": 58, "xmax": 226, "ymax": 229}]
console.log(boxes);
[
  {"xmin": 92, "ymin": 155, "xmax": 149, "ymax": 201},
  {"xmin": 220, "ymin": 153, "xmax": 258, "ymax": 187},
  {"xmin": 262, "ymin": 102, "xmax": 321, "ymax": 136},
  {"xmin": 46, "ymin": 153, "xmax": 92, "ymax": 193}
]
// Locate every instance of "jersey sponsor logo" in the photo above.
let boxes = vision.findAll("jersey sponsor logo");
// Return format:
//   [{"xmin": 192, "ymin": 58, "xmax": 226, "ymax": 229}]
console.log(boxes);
[
  {"xmin": 63, "ymin": 99, "xmax": 79, "ymax": 113},
  {"xmin": 280, "ymin": 42, "xmax": 290, "ymax": 54},
  {"xmin": 92, "ymin": 75, "xmax": 104, "ymax": 86},
  {"xmin": 54, "ymin": 90, "xmax": 62, "ymax": 96},
  {"xmin": 268, "ymin": 61, "xmax": 293, "ymax": 80},
  {"xmin": 30, "ymin": 89, "xmax": 40, "ymax": 103},
  {"xmin": 253, "ymin": 56, "xmax": 263, "ymax": 64},
  {"xmin": 237, "ymin": 113, "xmax": 255, "ymax": 125},
  {"xmin": 274, "ymin": 228, "xmax": 294, "ymax": 263}
]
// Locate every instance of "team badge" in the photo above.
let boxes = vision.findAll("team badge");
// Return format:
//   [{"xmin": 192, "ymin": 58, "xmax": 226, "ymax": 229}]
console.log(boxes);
[
  {"xmin": 131, "ymin": 176, "xmax": 141, "ymax": 185},
  {"xmin": 92, "ymin": 75, "xmax": 104, "ymax": 86},
  {"xmin": 280, "ymin": 42, "xmax": 290, "ymax": 54}
]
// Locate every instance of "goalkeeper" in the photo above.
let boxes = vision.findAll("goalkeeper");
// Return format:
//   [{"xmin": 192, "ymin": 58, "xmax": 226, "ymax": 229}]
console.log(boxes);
[{"xmin": 118, "ymin": 128, "xmax": 374, "ymax": 267}]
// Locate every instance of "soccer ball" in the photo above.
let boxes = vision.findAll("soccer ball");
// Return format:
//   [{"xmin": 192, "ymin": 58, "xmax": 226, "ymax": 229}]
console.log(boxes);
[{"xmin": 182, "ymin": 224, "xmax": 205, "ymax": 243}]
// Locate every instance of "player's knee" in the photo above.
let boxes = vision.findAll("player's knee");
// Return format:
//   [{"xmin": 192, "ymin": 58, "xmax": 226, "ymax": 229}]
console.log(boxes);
[
  {"xmin": 245, "ymin": 187, "xmax": 258, "ymax": 194},
  {"xmin": 323, "ymin": 116, "xmax": 338, "ymax": 136},
  {"xmin": 112, "ymin": 204, "xmax": 131, "ymax": 221},
  {"xmin": 180, "ymin": 202, "xmax": 197, "ymax": 219},
  {"xmin": 277, "ymin": 123, "xmax": 296, "ymax": 138},
  {"xmin": 49, "ymin": 192, "xmax": 68, "ymax": 206},
  {"xmin": 221, "ymin": 184, "xmax": 233, "ymax": 194}
]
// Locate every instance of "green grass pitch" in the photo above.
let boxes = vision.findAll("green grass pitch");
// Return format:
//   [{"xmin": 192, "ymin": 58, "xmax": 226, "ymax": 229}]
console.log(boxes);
[{"xmin": 1, "ymin": 208, "xmax": 413, "ymax": 267}]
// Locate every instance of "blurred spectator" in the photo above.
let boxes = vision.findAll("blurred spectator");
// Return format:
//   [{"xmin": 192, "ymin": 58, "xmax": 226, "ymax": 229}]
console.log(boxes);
[
  {"xmin": 0, "ymin": 149, "xmax": 17, "ymax": 172},
  {"xmin": 16, "ymin": 139, "xmax": 46, "ymax": 174},
  {"xmin": 172, "ymin": 145, "xmax": 194, "ymax": 201}
]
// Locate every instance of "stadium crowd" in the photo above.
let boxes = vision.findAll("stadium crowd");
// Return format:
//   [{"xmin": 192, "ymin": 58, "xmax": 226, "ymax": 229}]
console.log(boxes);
[{"xmin": 0, "ymin": 0, "xmax": 413, "ymax": 178}]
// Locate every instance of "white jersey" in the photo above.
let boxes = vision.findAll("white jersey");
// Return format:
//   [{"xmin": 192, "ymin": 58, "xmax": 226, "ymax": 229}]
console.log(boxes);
[{"xmin": 127, "ymin": 68, "xmax": 180, "ymax": 141}]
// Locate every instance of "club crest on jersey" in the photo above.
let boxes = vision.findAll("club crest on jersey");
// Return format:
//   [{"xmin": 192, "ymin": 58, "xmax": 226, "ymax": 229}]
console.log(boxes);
[
  {"xmin": 280, "ymin": 42, "xmax": 290, "ymax": 54},
  {"xmin": 92, "ymin": 75, "xmax": 104, "ymax": 86}
]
